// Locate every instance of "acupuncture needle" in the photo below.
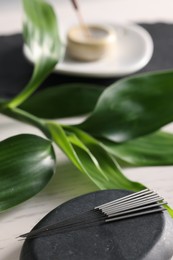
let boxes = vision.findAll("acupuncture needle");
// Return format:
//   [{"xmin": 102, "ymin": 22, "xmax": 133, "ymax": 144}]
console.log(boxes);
[
  {"xmin": 20, "ymin": 190, "xmax": 152, "ymax": 237},
  {"xmin": 96, "ymin": 189, "xmax": 150, "ymax": 209},
  {"xmin": 19, "ymin": 190, "xmax": 165, "ymax": 238},
  {"xmin": 104, "ymin": 196, "xmax": 163, "ymax": 214},
  {"xmin": 20, "ymin": 204, "xmax": 166, "ymax": 239},
  {"xmin": 20, "ymin": 189, "xmax": 167, "ymax": 239}
]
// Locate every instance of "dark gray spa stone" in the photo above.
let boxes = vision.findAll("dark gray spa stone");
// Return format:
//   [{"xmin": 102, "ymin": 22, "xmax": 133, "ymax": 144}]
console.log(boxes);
[{"xmin": 20, "ymin": 190, "xmax": 173, "ymax": 260}]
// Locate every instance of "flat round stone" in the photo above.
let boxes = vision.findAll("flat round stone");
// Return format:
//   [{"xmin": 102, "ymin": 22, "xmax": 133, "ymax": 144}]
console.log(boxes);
[{"xmin": 20, "ymin": 190, "xmax": 173, "ymax": 260}]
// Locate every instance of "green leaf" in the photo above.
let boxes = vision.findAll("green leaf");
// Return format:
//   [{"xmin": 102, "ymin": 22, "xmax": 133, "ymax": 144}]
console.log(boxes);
[
  {"xmin": 101, "ymin": 131, "xmax": 173, "ymax": 166},
  {"xmin": 80, "ymin": 70, "xmax": 173, "ymax": 142},
  {"xmin": 20, "ymin": 84, "xmax": 103, "ymax": 119},
  {"xmin": 6, "ymin": 0, "xmax": 61, "ymax": 109},
  {"xmin": 46, "ymin": 122, "xmax": 83, "ymax": 171},
  {"xmin": 47, "ymin": 122, "xmax": 144, "ymax": 191},
  {"xmin": 165, "ymin": 205, "xmax": 173, "ymax": 218},
  {"xmin": 0, "ymin": 134, "xmax": 55, "ymax": 211}
]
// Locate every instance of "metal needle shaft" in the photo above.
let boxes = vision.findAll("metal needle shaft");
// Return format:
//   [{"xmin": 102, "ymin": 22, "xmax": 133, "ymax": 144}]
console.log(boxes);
[{"xmin": 19, "ymin": 189, "xmax": 167, "ymax": 239}]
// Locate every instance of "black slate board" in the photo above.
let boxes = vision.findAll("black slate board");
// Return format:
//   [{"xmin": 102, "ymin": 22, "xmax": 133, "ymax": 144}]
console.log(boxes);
[
  {"xmin": 20, "ymin": 190, "xmax": 173, "ymax": 260},
  {"xmin": 1, "ymin": 23, "xmax": 173, "ymax": 98}
]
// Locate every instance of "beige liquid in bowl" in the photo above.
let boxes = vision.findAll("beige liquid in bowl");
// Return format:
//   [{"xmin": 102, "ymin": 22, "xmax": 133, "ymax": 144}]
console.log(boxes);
[{"xmin": 67, "ymin": 25, "xmax": 117, "ymax": 61}]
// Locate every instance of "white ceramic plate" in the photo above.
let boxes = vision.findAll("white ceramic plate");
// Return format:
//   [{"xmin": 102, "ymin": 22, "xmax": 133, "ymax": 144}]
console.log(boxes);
[{"xmin": 24, "ymin": 23, "xmax": 154, "ymax": 78}]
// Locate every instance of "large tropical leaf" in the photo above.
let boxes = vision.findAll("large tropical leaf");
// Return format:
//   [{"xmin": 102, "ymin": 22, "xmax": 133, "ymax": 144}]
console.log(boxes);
[
  {"xmin": 80, "ymin": 70, "xmax": 173, "ymax": 142},
  {"xmin": 101, "ymin": 131, "xmax": 173, "ymax": 166},
  {"xmin": 6, "ymin": 0, "xmax": 61, "ymax": 108},
  {"xmin": 0, "ymin": 134, "xmax": 55, "ymax": 211},
  {"xmin": 20, "ymin": 84, "xmax": 102, "ymax": 119},
  {"xmin": 46, "ymin": 122, "xmax": 144, "ymax": 191}
]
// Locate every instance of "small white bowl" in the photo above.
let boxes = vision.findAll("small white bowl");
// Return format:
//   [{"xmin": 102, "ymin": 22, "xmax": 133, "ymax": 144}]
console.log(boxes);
[
  {"xmin": 24, "ymin": 23, "xmax": 154, "ymax": 78},
  {"xmin": 67, "ymin": 24, "xmax": 117, "ymax": 61}
]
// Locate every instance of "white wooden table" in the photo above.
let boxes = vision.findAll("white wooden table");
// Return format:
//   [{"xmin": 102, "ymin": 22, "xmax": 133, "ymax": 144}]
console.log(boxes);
[{"xmin": 1, "ymin": 1, "xmax": 173, "ymax": 259}]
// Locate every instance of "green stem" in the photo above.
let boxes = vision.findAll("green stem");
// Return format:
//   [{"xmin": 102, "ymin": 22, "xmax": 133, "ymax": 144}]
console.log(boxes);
[
  {"xmin": 5, "ymin": 63, "xmax": 51, "ymax": 109},
  {"xmin": 1, "ymin": 107, "xmax": 50, "ymax": 139}
]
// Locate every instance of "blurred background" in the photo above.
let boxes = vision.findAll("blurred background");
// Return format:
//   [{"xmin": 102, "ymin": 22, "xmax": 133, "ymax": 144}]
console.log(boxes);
[
  {"xmin": 1, "ymin": 0, "xmax": 173, "ymax": 97},
  {"xmin": 1, "ymin": 0, "xmax": 173, "ymax": 34}
]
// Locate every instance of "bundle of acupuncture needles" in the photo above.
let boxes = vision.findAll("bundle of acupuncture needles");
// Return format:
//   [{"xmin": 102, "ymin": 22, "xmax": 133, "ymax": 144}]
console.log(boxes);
[{"xmin": 20, "ymin": 189, "xmax": 167, "ymax": 239}]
